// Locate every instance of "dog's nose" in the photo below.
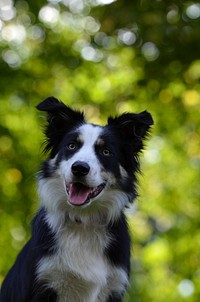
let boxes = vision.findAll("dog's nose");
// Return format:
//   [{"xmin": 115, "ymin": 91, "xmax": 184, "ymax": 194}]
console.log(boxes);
[{"xmin": 71, "ymin": 161, "xmax": 90, "ymax": 177}]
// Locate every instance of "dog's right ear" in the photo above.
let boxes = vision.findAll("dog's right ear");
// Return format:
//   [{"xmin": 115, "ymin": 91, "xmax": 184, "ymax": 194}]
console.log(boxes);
[{"xmin": 36, "ymin": 96, "xmax": 85, "ymax": 156}]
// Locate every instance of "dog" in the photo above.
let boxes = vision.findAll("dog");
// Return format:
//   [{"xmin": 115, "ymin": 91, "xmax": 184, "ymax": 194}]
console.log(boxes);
[{"xmin": 0, "ymin": 97, "xmax": 153, "ymax": 302}]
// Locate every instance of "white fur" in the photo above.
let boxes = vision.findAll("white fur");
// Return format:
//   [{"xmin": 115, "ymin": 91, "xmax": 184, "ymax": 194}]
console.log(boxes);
[
  {"xmin": 37, "ymin": 214, "xmax": 128, "ymax": 302},
  {"xmin": 37, "ymin": 218, "xmax": 108, "ymax": 302}
]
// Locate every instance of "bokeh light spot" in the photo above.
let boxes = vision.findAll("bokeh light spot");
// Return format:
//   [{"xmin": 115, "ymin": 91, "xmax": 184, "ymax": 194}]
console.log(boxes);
[
  {"xmin": 178, "ymin": 279, "xmax": 195, "ymax": 297},
  {"xmin": 186, "ymin": 4, "xmax": 200, "ymax": 19},
  {"xmin": 141, "ymin": 42, "xmax": 160, "ymax": 61}
]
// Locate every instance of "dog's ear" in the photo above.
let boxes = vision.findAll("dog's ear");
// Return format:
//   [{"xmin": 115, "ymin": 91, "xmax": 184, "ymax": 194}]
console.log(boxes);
[
  {"xmin": 107, "ymin": 111, "xmax": 154, "ymax": 152},
  {"xmin": 36, "ymin": 96, "xmax": 84, "ymax": 122},
  {"xmin": 36, "ymin": 96, "xmax": 85, "ymax": 156}
]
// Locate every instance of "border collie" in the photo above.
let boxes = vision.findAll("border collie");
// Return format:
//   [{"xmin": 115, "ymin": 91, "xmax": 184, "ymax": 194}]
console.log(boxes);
[{"xmin": 0, "ymin": 97, "xmax": 153, "ymax": 302}]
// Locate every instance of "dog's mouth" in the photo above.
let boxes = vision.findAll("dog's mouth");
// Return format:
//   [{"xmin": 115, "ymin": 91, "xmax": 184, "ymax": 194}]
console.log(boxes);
[{"xmin": 66, "ymin": 182, "xmax": 106, "ymax": 206}]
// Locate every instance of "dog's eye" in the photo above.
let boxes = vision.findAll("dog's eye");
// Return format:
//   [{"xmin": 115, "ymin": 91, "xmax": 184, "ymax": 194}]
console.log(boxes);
[
  {"xmin": 102, "ymin": 148, "xmax": 111, "ymax": 156},
  {"xmin": 67, "ymin": 143, "xmax": 77, "ymax": 150}
]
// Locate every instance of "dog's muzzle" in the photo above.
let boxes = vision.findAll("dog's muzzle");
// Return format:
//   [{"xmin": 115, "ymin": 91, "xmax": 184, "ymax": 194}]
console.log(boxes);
[{"xmin": 66, "ymin": 182, "xmax": 106, "ymax": 206}]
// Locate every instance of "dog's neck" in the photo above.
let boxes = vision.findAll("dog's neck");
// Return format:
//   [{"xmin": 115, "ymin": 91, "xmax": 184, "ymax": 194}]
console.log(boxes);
[{"xmin": 65, "ymin": 211, "xmax": 108, "ymax": 227}]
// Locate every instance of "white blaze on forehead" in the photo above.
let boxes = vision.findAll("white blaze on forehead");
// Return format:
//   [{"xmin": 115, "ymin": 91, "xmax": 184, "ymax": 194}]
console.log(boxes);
[
  {"xmin": 59, "ymin": 123, "xmax": 104, "ymax": 189},
  {"xmin": 78, "ymin": 124, "xmax": 103, "ymax": 147},
  {"xmin": 73, "ymin": 124, "xmax": 103, "ymax": 165},
  {"xmin": 73, "ymin": 124, "xmax": 103, "ymax": 164}
]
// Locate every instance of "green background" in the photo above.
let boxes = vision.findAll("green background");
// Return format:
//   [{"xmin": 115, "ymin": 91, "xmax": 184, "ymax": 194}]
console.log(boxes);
[{"xmin": 0, "ymin": 0, "xmax": 199, "ymax": 301}]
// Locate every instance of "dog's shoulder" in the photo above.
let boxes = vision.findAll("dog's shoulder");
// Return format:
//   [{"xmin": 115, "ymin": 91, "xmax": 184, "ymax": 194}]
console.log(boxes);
[{"xmin": 106, "ymin": 212, "xmax": 131, "ymax": 274}]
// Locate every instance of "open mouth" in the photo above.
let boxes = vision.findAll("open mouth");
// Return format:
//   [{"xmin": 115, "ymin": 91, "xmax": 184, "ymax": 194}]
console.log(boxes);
[{"xmin": 66, "ymin": 182, "xmax": 106, "ymax": 206}]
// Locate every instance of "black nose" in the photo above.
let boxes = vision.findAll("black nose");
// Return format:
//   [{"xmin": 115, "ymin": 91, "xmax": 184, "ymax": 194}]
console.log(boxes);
[{"xmin": 71, "ymin": 161, "xmax": 90, "ymax": 177}]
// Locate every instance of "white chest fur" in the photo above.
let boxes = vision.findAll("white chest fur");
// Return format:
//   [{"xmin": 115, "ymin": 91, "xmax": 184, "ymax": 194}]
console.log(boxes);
[{"xmin": 37, "ymin": 222, "xmax": 110, "ymax": 302}]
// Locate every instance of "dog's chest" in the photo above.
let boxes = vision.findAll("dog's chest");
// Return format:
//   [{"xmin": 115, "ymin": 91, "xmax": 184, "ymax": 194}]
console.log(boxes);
[{"xmin": 37, "ymin": 224, "xmax": 110, "ymax": 302}]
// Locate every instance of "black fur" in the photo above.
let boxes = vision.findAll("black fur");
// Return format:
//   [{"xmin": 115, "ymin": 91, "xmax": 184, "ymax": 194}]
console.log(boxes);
[{"xmin": 0, "ymin": 208, "xmax": 57, "ymax": 302}]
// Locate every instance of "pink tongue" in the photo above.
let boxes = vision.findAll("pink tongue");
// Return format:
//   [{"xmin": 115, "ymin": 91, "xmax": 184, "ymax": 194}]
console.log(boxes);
[{"xmin": 68, "ymin": 183, "xmax": 91, "ymax": 205}]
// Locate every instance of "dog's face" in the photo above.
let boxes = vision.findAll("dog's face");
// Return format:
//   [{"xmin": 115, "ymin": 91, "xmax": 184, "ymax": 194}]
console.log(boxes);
[
  {"xmin": 37, "ymin": 97, "xmax": 153, "ymax": 222},
  {"xmin": 60, "ymin": 123, "xmax": 116, "ymax": 207}
]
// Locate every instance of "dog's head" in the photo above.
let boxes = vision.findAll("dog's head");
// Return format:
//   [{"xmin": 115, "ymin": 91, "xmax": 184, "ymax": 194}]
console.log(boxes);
[{"xmin": 36, "ymin": 97, "xmax": 153, "ymax": 223}]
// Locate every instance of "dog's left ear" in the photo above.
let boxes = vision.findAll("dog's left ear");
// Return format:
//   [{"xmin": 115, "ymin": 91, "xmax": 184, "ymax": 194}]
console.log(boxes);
[
  {"xmin": 36, "ymin": 96, "xmax": 85, "ymax": 156},
  {"xmin": 108, "ymin": 111, "xmax": 154, "ymax": 152}
]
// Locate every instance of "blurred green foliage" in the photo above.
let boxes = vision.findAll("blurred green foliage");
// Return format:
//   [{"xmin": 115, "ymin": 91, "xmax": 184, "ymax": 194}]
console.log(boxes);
[{"xmin": 0, "ymin": 0, "xmax": 200, "ymax": 301}]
